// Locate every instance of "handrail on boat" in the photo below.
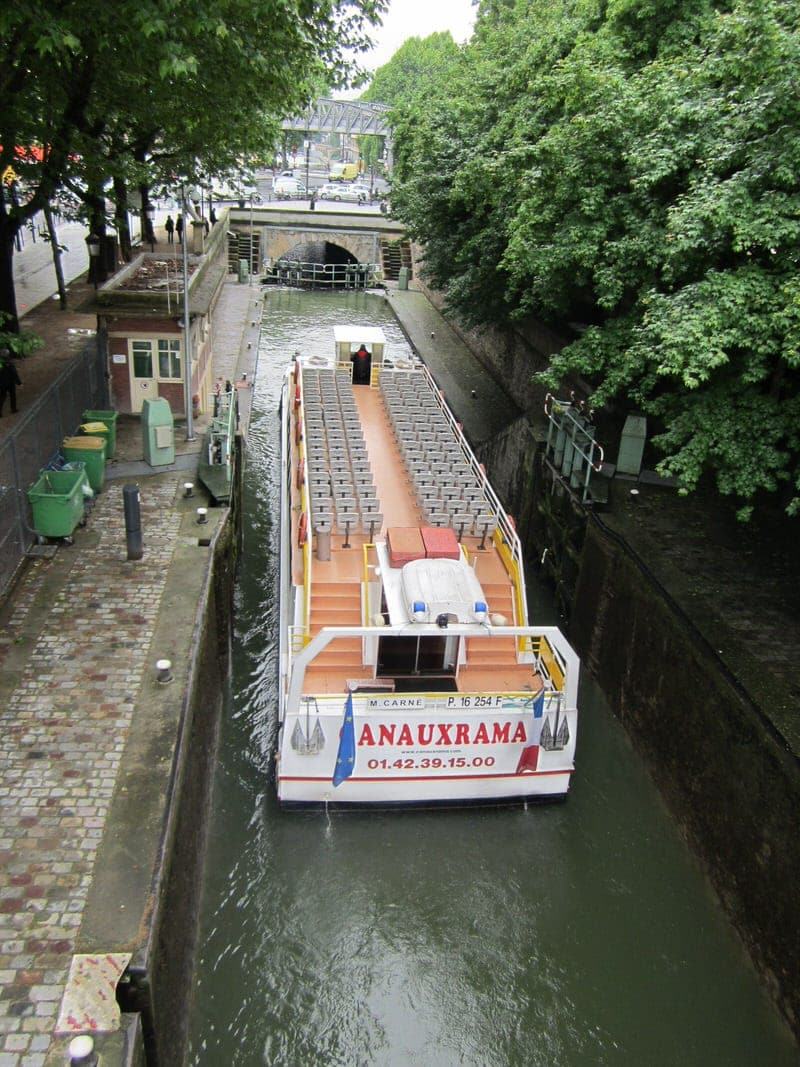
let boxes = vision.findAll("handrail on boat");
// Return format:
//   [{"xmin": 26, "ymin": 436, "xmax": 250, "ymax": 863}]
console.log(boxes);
[{"xmin": 285, "ymin": 623, "xmax": 580, "ymax": 719}]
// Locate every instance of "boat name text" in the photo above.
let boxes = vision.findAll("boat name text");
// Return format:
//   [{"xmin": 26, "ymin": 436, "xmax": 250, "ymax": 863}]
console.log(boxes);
[{"xmin": 357, "ymin": 720, "xmax": 528, "ymax": 747}]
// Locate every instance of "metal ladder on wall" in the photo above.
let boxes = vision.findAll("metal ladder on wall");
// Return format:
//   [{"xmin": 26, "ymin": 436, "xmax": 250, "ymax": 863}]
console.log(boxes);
[{"xmin": 543, "ymin": 394, "xmax": 604, "ymax": 503}]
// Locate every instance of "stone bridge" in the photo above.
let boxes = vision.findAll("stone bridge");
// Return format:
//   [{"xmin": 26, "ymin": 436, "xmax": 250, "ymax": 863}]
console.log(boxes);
[{"xmin": 228, "ymin": 206, "xmax": 407, "ymax": 271}]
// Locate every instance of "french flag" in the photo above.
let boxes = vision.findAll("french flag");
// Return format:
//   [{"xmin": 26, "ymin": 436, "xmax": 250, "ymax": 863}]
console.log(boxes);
[{"xmin": 516, "ymin": 688, "xmax": 545, "ymax": 774}]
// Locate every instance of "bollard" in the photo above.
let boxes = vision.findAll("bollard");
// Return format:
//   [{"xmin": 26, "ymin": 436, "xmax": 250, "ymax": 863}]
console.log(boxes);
[
  {"xmin": 123, "ymin": 483, "xmax": 143, "ymax": 560},
  {"xmin": 156, "ymin": 658, "xmax": 173, "ymax": 685},
  {"xmin": 69, "ymin": 1034, "xmax": 97, "ymax": 1066}
]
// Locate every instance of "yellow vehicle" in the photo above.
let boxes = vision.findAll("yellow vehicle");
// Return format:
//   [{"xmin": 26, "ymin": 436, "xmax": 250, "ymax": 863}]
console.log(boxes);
[{"xmin": 329, "ymin": 161, "xmax": 360, "ymax": 182}]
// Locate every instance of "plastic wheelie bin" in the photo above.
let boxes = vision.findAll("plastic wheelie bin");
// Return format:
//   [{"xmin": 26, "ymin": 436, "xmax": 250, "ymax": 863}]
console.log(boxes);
[
  {"xmin": 79, "ymin": 420, "xmax": 111, "ymax": 457},
  {"xmin": 62, "ymin": 435, "xmax": 106, "ymax": 492},
  {"xmin": 82, "ymin": 409, "xmax": 118, "ymax": 458},
  {"xmin": 27, "ymin": 468, "xmax": 88, "ymax": 539}
]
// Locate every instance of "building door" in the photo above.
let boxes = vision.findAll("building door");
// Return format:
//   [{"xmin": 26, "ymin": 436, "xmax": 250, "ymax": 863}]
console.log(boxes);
[{"xmin": 130, "ymin": 340, "xmax": 159, "ymax": 412}]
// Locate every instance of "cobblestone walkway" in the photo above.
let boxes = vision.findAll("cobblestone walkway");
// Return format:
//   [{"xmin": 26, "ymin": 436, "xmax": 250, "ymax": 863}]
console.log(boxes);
[{"xmin": 0, "ymin": 480, "xmax": 181, "ymax": 1065}]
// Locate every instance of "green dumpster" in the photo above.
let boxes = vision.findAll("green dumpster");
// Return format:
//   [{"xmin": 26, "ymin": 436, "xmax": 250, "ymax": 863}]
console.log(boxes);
[
  {"xmin": 63, "ymin": 435, "xmax": 106, "ymax": 493},
  {"xmin": 82, "ymin": 409, "xmax": 118, "ymax": 459},
  {"xmin": 79, "ymin": 420, "xmax": 111, "ymax": 457},
  {"xmin": 27, "ymin": 468, "xmax": 88, "ymax": 538}
]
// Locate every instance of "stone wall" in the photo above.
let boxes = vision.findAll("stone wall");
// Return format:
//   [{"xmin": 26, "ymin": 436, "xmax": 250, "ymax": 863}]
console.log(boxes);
[
  {"xmin": 476, "ymin": 413, "xmax": 800, "ymax": 1038},
  {"xmin": 572, "ymin": 517, "xmax": 800, "ymax": 1037}
]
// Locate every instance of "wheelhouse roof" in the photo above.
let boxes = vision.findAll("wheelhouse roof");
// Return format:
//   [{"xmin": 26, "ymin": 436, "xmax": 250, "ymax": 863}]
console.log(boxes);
[{"xmin": 333, "ymin": 326, "xmax": 387, "ymax": 346}]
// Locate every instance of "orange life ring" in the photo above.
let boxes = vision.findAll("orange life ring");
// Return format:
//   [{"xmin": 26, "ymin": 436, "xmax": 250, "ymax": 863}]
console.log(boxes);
[
  {"xmin": 298, "ymin": 511, "xmax": 308, "ymax": 546},
  {"xmin": 296, "ymin": 458, "xmax": 305, "ymax": 490},
  {"xmin": 294, "ymin": 383, "xmax": 301, "ymax": 408},
  {"xmin": 295, "ymin": 416, "xmax": 303, "ymax": 446}
]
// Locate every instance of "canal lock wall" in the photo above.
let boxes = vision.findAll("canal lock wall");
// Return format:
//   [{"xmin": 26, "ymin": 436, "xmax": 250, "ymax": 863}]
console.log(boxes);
[
  {"xmin": 473, "ymin": 409, "xmax": 800, "ymax": 1042},
  {"xmin": 112, "ymin": 455, "xmax": 241, "ymax": 1067}
]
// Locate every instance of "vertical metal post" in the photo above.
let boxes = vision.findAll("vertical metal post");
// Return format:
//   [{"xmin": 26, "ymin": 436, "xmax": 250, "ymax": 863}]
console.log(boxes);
[
  {"xmin": 181, "ymin": 185, "xmax": 195, "ymax": 442},
  {"xmin": 123, "ymin": 483, "xmax": 143, "ymax": 560}
]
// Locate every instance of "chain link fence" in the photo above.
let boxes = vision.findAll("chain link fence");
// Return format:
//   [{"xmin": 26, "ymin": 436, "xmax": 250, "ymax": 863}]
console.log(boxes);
[{"xmin": 0, "ymin": 333, "xmax": 108, "ymax": 596}]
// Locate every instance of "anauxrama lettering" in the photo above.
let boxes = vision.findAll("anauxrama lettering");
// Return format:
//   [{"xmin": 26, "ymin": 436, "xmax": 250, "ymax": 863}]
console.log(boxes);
[{"xmin": 357, "ymin": 721, "xmax": 528, "ymax": 747}]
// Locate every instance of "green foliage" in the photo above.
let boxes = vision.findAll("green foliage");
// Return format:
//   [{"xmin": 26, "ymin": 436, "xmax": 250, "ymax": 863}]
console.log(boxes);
[
  {"xmin": 0, "ymin": 0, "xmax": 386, "ymax": 319},
  {"xmin": 0, "ymin": 313, "xmax": 43, "ymax": 358},
  {"xmin": 387, "ymin": 0, "xmax": 800, "ymax": 517}
]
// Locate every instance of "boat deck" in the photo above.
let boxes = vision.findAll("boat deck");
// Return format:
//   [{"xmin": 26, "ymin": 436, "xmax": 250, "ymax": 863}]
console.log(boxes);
[{"xmin": 290, "ymin": 371, "xmax": 537, "ymax": 696}]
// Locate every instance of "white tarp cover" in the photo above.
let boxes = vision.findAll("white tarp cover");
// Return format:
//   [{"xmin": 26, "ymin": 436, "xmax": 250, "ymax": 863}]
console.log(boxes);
[
  {"xmin": 401, "ymin": 557, "xmax": 486, "ymax": 622},
  {"xmin": 333, "ymin": 325, "xmax": 387, "ymax": 346}
]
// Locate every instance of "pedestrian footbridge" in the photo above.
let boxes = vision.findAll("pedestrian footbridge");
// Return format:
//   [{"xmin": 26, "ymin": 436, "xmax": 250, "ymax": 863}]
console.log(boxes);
[{"xmin": 226, "ymin": 205, "xmax": 412, "ymax": 284}]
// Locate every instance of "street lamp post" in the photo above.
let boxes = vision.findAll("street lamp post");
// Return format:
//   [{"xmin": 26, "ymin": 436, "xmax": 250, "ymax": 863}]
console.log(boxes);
[
  {"xmin": 304, "ymin": 137, "xmax": 310, "ymax": 197},
  {"xmin": 180, "ymin": 185, "xmax": 195, "ymax": 442},
  {"xmin": 85, "ymin": 234, "xmax": 101, "ymax": 288}
]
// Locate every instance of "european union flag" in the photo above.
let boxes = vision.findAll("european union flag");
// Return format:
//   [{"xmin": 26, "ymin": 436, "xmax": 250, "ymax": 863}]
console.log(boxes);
[
  {"xmin": 533, "ymin": 688, "xmax": 545, "ymax": 719},
  {"xmin": 332, "ymin": 692, "xmax": 356, "ymax": 787}
]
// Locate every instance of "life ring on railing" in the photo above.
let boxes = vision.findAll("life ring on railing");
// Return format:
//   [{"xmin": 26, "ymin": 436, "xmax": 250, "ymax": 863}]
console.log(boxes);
[
  {"xmin": 294, "ymin": 383, "xmax": 301, "ymax": 408},
  {"xmin": 296, "ymin": 459, "xmax": 305, "ymax": 490},
  {"xmin": 293, "ymin": 359, "xmax": 301, "ymax": 385},
  {"xmin": 298, "ymin": 512, "xmax": 308, "ymax": 546},
  {"xmin": 295, "ymin": 416, "xmax": 303, "ymax": 446}
]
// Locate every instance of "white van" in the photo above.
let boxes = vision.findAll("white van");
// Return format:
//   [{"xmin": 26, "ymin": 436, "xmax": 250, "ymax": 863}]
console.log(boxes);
[{"xmin": 274, "ymin": 176, "xmax": 306, "ymax": 197}]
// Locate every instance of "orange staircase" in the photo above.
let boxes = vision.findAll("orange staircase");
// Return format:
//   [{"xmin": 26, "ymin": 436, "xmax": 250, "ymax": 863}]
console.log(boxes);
[
  {"xmin": 465, "ymin": 581, "xmax": 518, "ymax": 667},
  {"xmin": 303, "ymin": 581, "xmax": 371, "ymax": 693}
]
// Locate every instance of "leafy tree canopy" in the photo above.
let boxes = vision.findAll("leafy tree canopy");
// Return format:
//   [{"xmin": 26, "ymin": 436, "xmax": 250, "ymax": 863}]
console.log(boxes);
[
  {"xmin": 0, "ymin": 0, "xmax": 385, "ymax": 323},
  {"xmin": 388, "ymin": 0, "xmax": 800, "ymax": 518}
]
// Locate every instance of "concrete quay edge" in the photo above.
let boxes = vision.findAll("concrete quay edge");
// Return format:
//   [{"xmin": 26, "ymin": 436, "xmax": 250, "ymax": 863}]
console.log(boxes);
[{"xmin": 0, "ymin": 277, "xmax": 261, "ymax": 1067}]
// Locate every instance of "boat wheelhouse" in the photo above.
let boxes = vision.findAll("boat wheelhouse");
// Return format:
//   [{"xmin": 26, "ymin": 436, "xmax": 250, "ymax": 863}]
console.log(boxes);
[{"xmin": 277, "ymin": 326, "xmax": 579, "ymax": 808}]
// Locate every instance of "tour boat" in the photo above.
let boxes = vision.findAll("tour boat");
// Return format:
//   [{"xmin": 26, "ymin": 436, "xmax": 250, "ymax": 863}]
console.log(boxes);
[{"xmin": 276, "ymin": 325, "xmax": 579, "ymax": 808}]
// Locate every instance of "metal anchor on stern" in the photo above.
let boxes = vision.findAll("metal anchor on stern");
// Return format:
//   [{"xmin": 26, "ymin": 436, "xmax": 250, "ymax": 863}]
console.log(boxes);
[{"xmin": 291, "ymin": 698, "xmax": 326, "ymax": 755}]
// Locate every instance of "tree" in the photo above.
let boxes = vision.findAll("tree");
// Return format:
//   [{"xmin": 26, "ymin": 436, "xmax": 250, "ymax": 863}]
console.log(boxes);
[
  {"xmin": 0, "ymin": 0, "xmax": 385, "ymax": 329},
  {"xmin": 387, "ymin": 0, "xmax": 800, "ymax": 517}
]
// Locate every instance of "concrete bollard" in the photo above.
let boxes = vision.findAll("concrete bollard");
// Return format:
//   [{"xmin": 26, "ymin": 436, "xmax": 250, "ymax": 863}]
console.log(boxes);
[{"xmin": 69, "ymin": 1034, "xmax": 97, "ymax": 1065}]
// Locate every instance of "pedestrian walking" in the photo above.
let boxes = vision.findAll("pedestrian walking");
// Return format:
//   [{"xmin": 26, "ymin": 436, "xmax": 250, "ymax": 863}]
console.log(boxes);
[
  {"xmin": 0, "ymin": 353, "xmax": 22, "ymax": 416},
  {"xmin": 176, "ymin": 213, "xmax": 184, "ymax": 244},
  {"xmin": 209, "ymin": 206, "xmax": 217, "ymax": 225},
  {"xmin": 203, "ymin": 217, "xmax": 209, "ymax": 237},
  {"xmin": 165, "ymin": 214, "xmax": 175, "ymax": 243}
]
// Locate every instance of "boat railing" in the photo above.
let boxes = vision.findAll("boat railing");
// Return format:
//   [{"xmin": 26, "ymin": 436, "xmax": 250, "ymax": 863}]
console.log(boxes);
[
  {"xmin": 288, "ymin": 363, "xmax": 314, "ymax": 646},
  {"xmin": 418, "ymin": 363, "xmax": 529, "ymax": 647},
  {"xmin": 207, "ymin": 387, "xmax": 237, "ymax": 472},
  {"xmin": 286, "ymin": 623, "xmax": 580, "ymax": 714}
]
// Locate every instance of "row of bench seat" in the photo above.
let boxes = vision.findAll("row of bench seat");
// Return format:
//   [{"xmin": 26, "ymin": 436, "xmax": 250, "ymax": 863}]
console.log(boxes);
[
  {"xmin": 379, "ymin": 370, "xmax": 498, "ymax": 538},
  {"xmin": 302, "ymin": 368, "xmax": 382, "ymax": 537}
]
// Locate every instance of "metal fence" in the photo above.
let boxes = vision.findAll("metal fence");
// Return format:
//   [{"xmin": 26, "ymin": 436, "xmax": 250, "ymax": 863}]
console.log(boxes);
[
  {"xmin": 263, "ymin": 261, "xmax": 379, "ymax": 290},
  {"xmin": 0, "ymin": 334, "xmax": 108, "ymax": 596}
]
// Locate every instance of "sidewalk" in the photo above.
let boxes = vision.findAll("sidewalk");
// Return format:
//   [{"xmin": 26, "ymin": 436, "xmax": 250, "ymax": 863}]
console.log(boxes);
[{"xmin": 0, "ymin": 267, "xmax": 260, "ymax": 1065}]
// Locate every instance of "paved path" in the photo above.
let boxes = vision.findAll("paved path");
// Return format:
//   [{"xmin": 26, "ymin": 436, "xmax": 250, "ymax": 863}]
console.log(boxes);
[
  {"xmin": 0, "ymin": 276, "xmax": 260, "ymax": 1065},
  {"xmin": 0, "ymin": 483, "xmax": 180, "ymax": 1063},
  {"xmin": 13, "ymin": 220, "xmax": 90, "ymax": 318}
]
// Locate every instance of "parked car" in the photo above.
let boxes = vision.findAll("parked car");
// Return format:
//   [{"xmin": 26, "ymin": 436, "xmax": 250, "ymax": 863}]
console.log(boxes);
[
  {"xmin": 317, "ymin": 182, "xmax": 368, "ymax": 203},
  {"xmin": 274, "ymin": 177, "xmax": 306, "ymax": 197}
]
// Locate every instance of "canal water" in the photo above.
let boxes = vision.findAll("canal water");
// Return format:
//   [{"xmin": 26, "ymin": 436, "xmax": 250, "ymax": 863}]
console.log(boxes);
[{"xmin": 188, "ymin": 291, "xmax": 795, "ymax": 1065}]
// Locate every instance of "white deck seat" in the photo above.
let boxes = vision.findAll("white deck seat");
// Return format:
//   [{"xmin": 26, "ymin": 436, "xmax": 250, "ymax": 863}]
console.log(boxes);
[
  {"xmin": 362, "ymin": 513, "xmax": 384, "ymax": 537},
  {"xmin": 425, "ymin": 511, "xmax": 450, "ymax": 527}
]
